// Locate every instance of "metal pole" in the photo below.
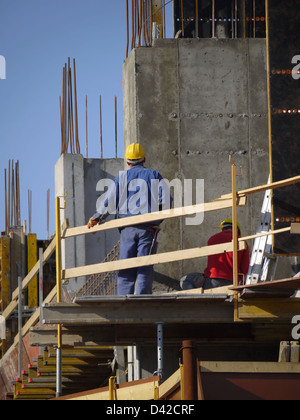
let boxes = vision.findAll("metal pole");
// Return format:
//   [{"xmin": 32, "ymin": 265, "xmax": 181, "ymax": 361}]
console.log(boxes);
[
  {"xmin": 56, "ymin": 346, "xmax": 62, "ymax": 398},
  {"xmin": 85, "ymin": 95, "xmax": 88, "ymax": 159},
  {"xmin": 212, "ymin": 0, "xmax": 215, "ymax": 38},
  {"xmin": 39, "ymin": 248, "xmax": 44, "ymax": 356},
  {"xmin": 100, "ymin": 95, "xmax": 103, "ymax": 159},
  {"xmin": 39, "ymin": 248, "xmax": 44, "ymax": 326},
  {"xmin": 133, "ymin": 344, "xmax": 141, "ymax": 380},
  {"xmin": 181, "ymin": 0, "xmax": 184, "ymax": 37},
  {"xmin": 109, "ymin": 377, "xmax": 115, "ymax": 400},
  {"xmin": 18, "ymin": 277, "xmax": 23, "ymax": 378},
  {"xmin": 115, "ymin": 96, "xmax": 118, "ymax": 158},
  {"xmin": 235, "ymin": 0, "xmax": 238, "ymax": 38},
  {"xmin": 182, "ymin": 340, "xmax": 197, "ymax": 400},
  {"xmin": 265, "ymin": 0, "xmax": 273, "ymax": 232},
  {"xmin": 127, "ymin": 346, "xmax": 134, "ymax": 381},
  {"xmin": 157, "ymin": 323, "xmax": 164, "ymax": 380},
  {"xmin": 231, "ymin": 160, "xmax": 239, "ymax": 322},
  {"xmin": 47, "ymin": 189, "xmax": 50, "ymax": 241},
  {"xmin": 55, "ymin": 197, "xmax": 63, "ymax": 398},
  {"xmin": 195, "ymin": 0, "xmax": 199, "ymax": 38}
]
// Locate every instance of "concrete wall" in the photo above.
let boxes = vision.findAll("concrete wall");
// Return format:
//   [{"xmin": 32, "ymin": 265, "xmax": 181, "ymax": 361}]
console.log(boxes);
[
  {"xmin": 123, "ymin": 38, "xmax": 270, "ymax": 282},
  {"xmin": 55, "ymin": 154, "xmax": 123, "ymax": 299},
  {"xmin": 83, "ymin": 158, "xmax": 124, "ymax": 265}
]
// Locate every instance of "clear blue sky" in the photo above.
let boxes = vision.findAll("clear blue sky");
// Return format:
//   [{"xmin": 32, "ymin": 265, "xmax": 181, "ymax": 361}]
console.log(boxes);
[{"xmin": 0, "ymin": 0, "xmax": 173, "ymax": 239}]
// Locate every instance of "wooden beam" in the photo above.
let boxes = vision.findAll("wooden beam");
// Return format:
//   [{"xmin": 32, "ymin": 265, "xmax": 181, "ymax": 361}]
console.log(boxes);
[
  {"xmin": 42, "ymin": 295, "xmax": 234, "ymax": 325},
  {"xmin": 158, "ymin": 368, "xmax": 181, "ymax": 400},
  {"xmin": 221, "ymin": 175, "xmax": 300, "ymax": 199},
  {"xmin": 62, "ymin": 196, "xmax": 247, "ymax": 239},
  {"xmin": 291, "ymin": 223, "xmax": 300, "ymax": 235},
  {"xmin": 239, "ymin": 226, "xmax": 291, "ymax": 242},
  {"xmin": 56, "ymin": 376, "xmax": 161, "ymax": 401},
  {"xmin": 230, "ymin": 277, "xmax": 300, "ymax": 292},
  {"xmin": 200, "ymin": 361, "xmax": 300, "ymax": 374},
  {"xmin": 62, "ymin": 241, "xmax": 247, "ymax": 280}
]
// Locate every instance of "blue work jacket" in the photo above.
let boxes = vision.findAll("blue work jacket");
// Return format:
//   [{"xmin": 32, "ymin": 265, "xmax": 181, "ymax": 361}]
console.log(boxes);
[{"xmin": 93, "ymin": 165, "xmax": 173, "ymax": 225}]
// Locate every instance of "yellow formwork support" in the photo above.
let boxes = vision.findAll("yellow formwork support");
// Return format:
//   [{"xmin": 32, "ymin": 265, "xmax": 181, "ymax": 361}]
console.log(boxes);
[
  {"xmin": 0, "ymin": 237, "xmax": 10, "ymax": 311},
  {"xmin": 27, "ymin": 234, "xmax": 38, "ymax": 308},
  {"xmin": 152, "ymin": 0, "xmax": 163, "ymax": 39}
]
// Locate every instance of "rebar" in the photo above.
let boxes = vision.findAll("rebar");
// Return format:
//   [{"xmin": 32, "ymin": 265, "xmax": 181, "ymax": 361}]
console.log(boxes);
[
  {"xmin": 4, "ymin": 160, "xmax": 21, "ymax": 233},
  {"xmin": 126, "ymin": 0, "xmax": 171, "ymax": 56},
  {"xmin": 74, "ymin": 242, "xmax": 120, "ymax": 298},
  {"xmin": 100, "ymin": 95, "xmax": 103, "ymax": 159},
  {"xmin": 171, "ymin": 0, "xmax": 265, "ymax": 41},
  {"xmin": 60, "ymin": 58, "xmax": 80, "ymax": 155}
]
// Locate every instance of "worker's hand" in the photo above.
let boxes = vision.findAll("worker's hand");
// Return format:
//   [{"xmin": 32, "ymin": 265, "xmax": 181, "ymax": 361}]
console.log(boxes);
[{"xmin": 87, "ymin": 217, "xmax": 99, "ymax": 229}]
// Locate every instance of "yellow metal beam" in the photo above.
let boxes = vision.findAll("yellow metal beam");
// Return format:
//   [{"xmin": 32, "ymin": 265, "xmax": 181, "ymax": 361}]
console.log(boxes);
[
  {"xmin": 238, "ymin": 298, "xmax": 300, "ymax": 320},
  {"xmin": 152, "ymin": 0, "xmax": 163, "ymax": 38},
  {"xmin": 27, "ymin": 234, "xmax": 38, "ymax": 308},
  {"xmin": 0, "ymin": 237, "xmax": 10, "ymax": 311}
]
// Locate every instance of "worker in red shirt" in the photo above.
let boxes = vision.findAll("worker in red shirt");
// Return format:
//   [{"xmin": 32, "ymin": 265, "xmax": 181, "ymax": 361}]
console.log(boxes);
[
  {"xmin": 203, "ymin": 218, "xmax": 250, "ymax": 289},
  {"xmin": 180, "ymin": 219, "xmax": 250, "ymax": 291}
]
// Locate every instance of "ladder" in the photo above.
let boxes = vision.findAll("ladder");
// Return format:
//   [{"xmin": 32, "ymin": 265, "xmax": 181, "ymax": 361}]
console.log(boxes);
[{"xmin": 245, "ymin": 178, "xmax": 278, "ymax": 285}]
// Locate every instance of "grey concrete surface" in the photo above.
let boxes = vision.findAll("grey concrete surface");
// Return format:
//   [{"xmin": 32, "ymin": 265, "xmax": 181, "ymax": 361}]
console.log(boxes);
[{"xmin": 123, "ymin": 38, "xmax": 271, "ymax": 282}]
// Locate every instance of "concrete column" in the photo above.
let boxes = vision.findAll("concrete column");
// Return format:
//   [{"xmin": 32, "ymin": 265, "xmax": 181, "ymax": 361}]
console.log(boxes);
[
  {"xmin": 123, "ymin": 38, "xmax": 270, "ymax": 282},
  {"xmin": 55, "ymin": 154, "xmax": 124, "ymax": 299}
]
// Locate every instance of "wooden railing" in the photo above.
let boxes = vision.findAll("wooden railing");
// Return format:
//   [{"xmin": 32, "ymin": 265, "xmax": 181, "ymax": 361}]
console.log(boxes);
[{"xmin": 1, "ymin": 174, "xmax": 300, "ymax": 341}]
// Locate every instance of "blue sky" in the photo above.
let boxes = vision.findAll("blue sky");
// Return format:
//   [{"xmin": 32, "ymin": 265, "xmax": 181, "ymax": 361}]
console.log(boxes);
[{"xmin": 0, "ymin": 0, "xmax": 174, "ymax": 239}]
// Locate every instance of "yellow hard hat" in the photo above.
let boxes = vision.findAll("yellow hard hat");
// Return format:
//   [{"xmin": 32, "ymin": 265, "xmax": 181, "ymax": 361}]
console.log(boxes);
[
  {"xmin": 125, "ymin": 143, "xmax": 145, "ymax": 161},
  {"xmin": 220, "ymin": 218, "xmax": 241, "ymax": 235}
]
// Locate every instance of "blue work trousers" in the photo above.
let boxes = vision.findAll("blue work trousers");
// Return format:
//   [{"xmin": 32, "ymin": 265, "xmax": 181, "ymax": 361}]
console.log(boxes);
[{"xmin": 118, "ymin": 226, "xmax": 158, "ymax": 295}]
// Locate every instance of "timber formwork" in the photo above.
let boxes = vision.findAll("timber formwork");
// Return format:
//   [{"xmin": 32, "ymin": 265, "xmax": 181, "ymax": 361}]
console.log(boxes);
[
  {"xmin": 28, "ymin": 279, "xmax": 300, "ymax": 400},
  {"xmin": 13, "ymin": 346, "xmax": 114, "ymax": 400}
]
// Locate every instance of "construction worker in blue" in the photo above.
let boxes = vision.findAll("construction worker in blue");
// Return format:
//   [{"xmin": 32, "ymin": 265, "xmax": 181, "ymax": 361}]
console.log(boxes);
[{"xmin": 87, "ymin": 143, "xmax": 172, "ymax": 295}]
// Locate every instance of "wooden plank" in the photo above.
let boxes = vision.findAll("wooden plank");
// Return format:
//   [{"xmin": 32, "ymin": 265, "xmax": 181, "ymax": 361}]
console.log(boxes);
[
  {"xmin": 27, "ymin": 234, "xmax": 38, "ymax": 308},
  {"xmin": 291, "ymin": 224, "xmax": 300, "ymax": 235},
  {"xmin": 158, "ymin": 368, "xmax": 181, "ymax": 400},
  {"xmin": 62, "ymin": 196, "xmax": 247, "ymax": 239},
  {"xmin": 200, "ymin": 361, "xmax": 300, "ymax": 374},
  {"xmin": 239, "ymin": 226, "xmax": 291, "ymax": 242},
  {"xmin": 62, "ymin": 241, "xmax": 247, "ymax": 280},
  {"xmin": 221, "ymin": 175, "xmax": 300, "ymax": 199},
  {"xmin": 230, "ymin": 277, "xmax": 300, "ymax": 291},
  {"xmin": 169, "ymin": 285, "xmax": 234, "ymax": 296},
  {"xmin": 57, "ymin": 376, "xmax": 161, "ymax": 401}
]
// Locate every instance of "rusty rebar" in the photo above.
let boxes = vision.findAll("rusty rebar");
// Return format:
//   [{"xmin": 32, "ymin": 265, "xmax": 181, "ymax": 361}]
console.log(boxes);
[
  {"xmin": 126, "ymin": 0, "xmax": 129, "ymax": 57},
  {"xmin": 182, "ymin": 340, "xmax": 198, "ymax": 400},
  {"xmin": 100, "ymin": 95, "xmax": 103, "ymax": 159}
]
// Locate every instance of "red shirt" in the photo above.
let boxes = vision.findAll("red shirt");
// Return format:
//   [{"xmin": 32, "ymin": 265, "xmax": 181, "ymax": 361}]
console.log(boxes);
[{"xmin": 204, "ymin": 230, "xmax": 250, "ymax": 282}]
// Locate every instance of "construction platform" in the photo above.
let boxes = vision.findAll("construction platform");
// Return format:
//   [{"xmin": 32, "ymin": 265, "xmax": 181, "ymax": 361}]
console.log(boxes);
[{"xmin": 25, "ymin": 279, "xmax": 300, "ymax": 400}]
